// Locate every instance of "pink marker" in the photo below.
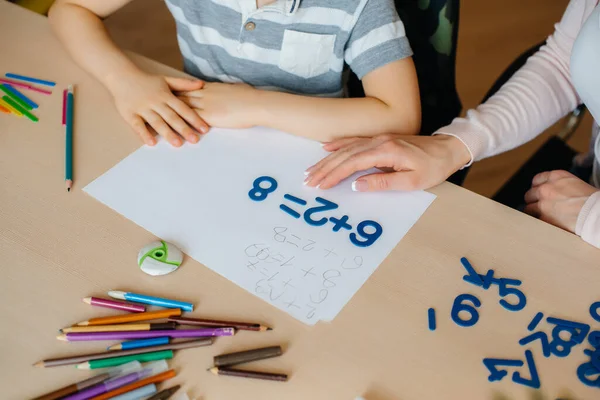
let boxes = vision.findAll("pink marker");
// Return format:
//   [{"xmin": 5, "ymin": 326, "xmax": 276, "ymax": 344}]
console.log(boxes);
[
  {"xmin": 62, "ymin": 89, "xmax": 67, "ymax": 125},
  {"xmin": 0, "ymin": 78, "xmax": 52, "ymax": 95},
  {"xmin": 83, "ymin": 296, "xmax": 146, "ymax": 313}
]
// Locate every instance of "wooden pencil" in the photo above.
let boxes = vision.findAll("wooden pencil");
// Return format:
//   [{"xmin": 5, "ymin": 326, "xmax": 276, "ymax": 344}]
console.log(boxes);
[
  {"xmin": 75, "ymin": 308, "xmax": 181, "ymax": 326},
  {"xmin": 208, "ymin": 367, "xmax": 288, "ymax": 382},
  {"xmin": 61, "ymin": 322, "xmax": 176, "ymax": 333},
  {"xmin": 32, "ymin": 373, "xmax": 109, "ymax": 400},
  {"xmin": 169, "ymin": 316, "xmax": 272, "ymax": 331},
  {"xmin": 33, "ymin": 338, "xmax": 213, "ymax": 368},
  {"xmin": 88, "ymin": 370, "xmax": 176, "ymax": 400},
  {"xmin": 214, "ymin": 346, "xmax": 282, "ymax": 367}
]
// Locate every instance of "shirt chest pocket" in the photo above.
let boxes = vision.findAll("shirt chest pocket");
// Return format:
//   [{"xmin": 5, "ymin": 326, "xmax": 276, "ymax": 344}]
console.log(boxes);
[{"xmin": 278, "ymin": 30, "xmax": 336, "ymax": 79}]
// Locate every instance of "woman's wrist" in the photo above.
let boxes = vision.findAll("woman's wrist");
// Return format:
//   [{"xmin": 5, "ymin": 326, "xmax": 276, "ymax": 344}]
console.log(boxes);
[{"xmin": 433, "ymin": 134, "xmax": 473, "ymax": 171}]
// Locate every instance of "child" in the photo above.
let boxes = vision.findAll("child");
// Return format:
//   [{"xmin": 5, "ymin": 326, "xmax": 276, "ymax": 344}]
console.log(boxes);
[{"xmin": 49, "ymin": 0, "xmax": 420, "ymax": 146}]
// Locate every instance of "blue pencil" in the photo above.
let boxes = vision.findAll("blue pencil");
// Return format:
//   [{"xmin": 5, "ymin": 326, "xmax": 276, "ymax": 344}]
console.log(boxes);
[
  {"xmin": 5, "ymin": 73, "xmax": 56, "ymax": 87},
  {"xmin": 65, "ymin": 85, "xmax": 74, "ymax": 192},
  {"xmin": 108, "ymin": 290, "xmax": 194, "ymax": 312},
  {"xmin": 107, "ymin": 337, "xmax": 170, "ymax": 351},
  {"xmin": 1, "ymin": 84, "xmax": 38, "ymax": 109}
]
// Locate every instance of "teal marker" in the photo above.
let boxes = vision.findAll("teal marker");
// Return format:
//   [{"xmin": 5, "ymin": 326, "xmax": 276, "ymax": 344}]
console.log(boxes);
[{"xmin": 108, "ymin": 290, "xmax": 194, "ymax": 312}]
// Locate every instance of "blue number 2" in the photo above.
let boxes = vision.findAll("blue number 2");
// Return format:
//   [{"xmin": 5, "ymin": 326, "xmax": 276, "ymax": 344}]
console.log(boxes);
[{"xmin": 304, "ymin": 197, "xmax": 339, "ymax": 226}]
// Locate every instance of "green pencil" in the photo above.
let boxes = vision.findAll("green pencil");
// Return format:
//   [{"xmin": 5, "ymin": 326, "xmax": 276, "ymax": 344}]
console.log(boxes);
[
  {"xmin": 0, "ymin": 84, "xmax": 32, "ymax": 110},
  {"xmin": 75, "ymin": 350, "xmax": 173, "ymax": 370},
  {"xmin": 1, "ymin": 95, "xmax": 37, "ymax": 122},
  {"xmin": 65, "ymin": 85, "xmax": 74, "ymax": 192}
]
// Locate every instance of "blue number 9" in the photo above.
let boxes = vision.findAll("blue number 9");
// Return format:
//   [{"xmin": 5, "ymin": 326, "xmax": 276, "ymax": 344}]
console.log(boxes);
[
  {"xmin": 350, "ymin": 220, "xmax": 383, "ymax": 248},
  {"xmin": 248, "ymin": 176, "xmax": 278, "ymax": 202}
]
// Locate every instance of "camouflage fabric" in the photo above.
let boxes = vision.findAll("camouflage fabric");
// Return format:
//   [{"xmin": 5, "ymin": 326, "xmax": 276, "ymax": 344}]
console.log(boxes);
[{"xmin": 347, "ymin": 0, "xmax": 461, "ymax": 135}]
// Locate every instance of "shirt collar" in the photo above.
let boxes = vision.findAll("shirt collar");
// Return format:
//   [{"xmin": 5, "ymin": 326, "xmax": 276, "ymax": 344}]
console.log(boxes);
[{"xmin": 243, "ymin": 0, "xmax": 300, "ymax": 15}]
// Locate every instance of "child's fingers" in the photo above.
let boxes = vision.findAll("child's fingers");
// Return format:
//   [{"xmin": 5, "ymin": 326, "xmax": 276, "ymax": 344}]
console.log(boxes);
[
  {"xmin": 141, "ymin": 110, "xmax": 183, "ymax": 147},
  {"xmin": 164, "ymin": 76, "xmax": 205, "ymax": 91},
  {"xmin": 168, "ymin": 98, "xmax": 209, "ymax": 134},
  {"xmin": 155, "ymin": 104, "xmax": 199, "ymax": 144},
  {"xmin": 129, "ymin": 115, "xmax": 156, "ymax": 146},
  {"xmin": 177, "ymin": 95, "xmax": 203, "ymax": 109}
]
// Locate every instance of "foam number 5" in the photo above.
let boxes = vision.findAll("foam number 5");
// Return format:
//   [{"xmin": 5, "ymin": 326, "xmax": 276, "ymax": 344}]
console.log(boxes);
[
  {"xmin": 451, "ymin": 294, "xmax": 481, "ymax": 327},
  {"xmin": 248, "ymin": 176, "xmax": 278, "ymax": 202},
  {"xmin": 350, "ymin": 220, "xmax": 383, "ymax": 248}
]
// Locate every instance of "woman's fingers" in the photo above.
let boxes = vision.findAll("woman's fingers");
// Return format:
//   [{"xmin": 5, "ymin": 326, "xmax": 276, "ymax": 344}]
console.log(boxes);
[{"xmin": 142, "ymin": 110, "xmax": 183, "ymax": 147}]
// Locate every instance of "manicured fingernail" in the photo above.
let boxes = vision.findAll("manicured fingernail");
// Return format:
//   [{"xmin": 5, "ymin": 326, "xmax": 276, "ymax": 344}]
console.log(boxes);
[
  {"xmin": 304, "ymin": 170, "xmax": 310, "ymax": 176},
  {"xmin": 303, "ymin": 178, "xmax": 310, "ymax": 186},
  {"xmin": 352, "ymin": 180, "xmax": 368, "ymax": 192},
  {"xmin": 190, "ymin": 135, "xmax": 199, "ymax": 143}
]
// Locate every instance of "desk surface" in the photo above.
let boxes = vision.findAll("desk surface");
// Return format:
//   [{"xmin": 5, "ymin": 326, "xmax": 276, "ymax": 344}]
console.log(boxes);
[{"xmin": 1, "ymin": 2, "xmax": 599, "ymax": 399}]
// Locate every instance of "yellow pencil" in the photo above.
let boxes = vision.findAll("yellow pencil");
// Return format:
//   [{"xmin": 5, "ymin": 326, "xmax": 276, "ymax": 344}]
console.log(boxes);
[{"xmin": 0, "ymin": 98, "xmax": 22, "ymax": 116}]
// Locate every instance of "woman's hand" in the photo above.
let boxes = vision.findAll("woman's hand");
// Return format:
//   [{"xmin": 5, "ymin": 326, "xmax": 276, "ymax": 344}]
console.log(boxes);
[
  {"xmin": 178, "ymin": 82, "xmax": 259, "ymax": 129},
  {"xmin": 304, "ymin": 134, "xmax": 471, "ymax": 191},
  {"xmin": 524, "ymin": 170, "xmax": 599, "ymax": 233},
  {"xmin": 107, "ymin": 71, "xmax": 210, "ymax": 146}
]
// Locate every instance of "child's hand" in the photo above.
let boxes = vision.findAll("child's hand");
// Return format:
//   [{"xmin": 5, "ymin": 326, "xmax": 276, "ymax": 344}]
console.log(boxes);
[
  {"xmin": 177, "ymin": 82, "xmax": 260, "ymax": 130},
  {"xmin": 107, "ymin": 71, "xmax": 210, "ymax": 146}
]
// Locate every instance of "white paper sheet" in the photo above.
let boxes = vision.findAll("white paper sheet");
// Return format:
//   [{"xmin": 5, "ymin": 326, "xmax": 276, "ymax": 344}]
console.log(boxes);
[{"xmin": 84, "ymin": 127, "xmax": 435, "ymax": 325}]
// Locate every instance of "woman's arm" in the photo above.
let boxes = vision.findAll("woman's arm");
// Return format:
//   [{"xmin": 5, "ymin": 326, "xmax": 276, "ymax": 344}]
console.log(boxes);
[
  {"xmin": 435, "ymin": 0, "xmax": 599, "ymax": 164},
  {"xmin": 179, "ymin": 58, "xmax": 420, "ymax": 142},
  {"xmin": 49, "ymin": 0, "xmax": 208, "ymax": 146}
]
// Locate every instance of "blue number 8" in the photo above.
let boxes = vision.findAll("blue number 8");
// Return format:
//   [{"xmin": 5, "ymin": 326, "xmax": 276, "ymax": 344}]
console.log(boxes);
[
  {"xmin": 350, "ymin": 220, "xmax": 383, "ymax": 248},
  {"xmin": 248, "ymin": 176, "xmax": 278, "ymax": 202}
]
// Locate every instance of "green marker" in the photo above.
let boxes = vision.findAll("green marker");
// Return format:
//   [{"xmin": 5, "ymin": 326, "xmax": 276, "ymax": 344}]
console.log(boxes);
[
  {"xmin": 2, "ymin": 95, "xmax": 37, "ymax": 122},
  {"xmin": 75, "ymin": 350, "xmax": 173, "ymax": 370}
]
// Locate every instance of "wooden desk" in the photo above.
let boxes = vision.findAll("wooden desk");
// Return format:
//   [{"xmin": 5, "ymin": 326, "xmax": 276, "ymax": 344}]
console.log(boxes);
[{"xmin": 1, "ymin": 3, "xmax": 599, "ymax": 399}]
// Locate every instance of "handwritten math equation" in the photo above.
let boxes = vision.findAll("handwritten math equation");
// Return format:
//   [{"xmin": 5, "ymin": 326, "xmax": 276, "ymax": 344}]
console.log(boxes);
[
  {"xmin": 244, "ymin": 226, "xmax": 367, "ymax": 324},
  {"xmin": 429, "ymin": 257, "xmax": 600, "ymax": 391},
  {"xmin": 248, "ymin": 176, "xmax": 383, "ymax": 248}
]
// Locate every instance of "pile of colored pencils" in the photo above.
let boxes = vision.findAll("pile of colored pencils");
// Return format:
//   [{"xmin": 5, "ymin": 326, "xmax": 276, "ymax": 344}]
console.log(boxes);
[
  {"xmin": 0, "ymin": 72, "xmax": 55, "ymax": 122},
  {"xmin": 31, "ymin": 289, "xmax": 280, "ymax": 399}
]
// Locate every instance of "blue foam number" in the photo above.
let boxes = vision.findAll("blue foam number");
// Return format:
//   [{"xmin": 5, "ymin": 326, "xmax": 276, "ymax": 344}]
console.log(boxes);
[
  {"xmin": 303, "ymin": 197, "xmax": 339, "ymax": 226},
  {"xmin": 483, "ymin": 358, "xmax": 524, "ymax": 382},
  {"xmin": 519, "ymin": 332, "xmax": 551, "ymax": 358},
  {"xmin": 428, "ymin": 308, "xmax": 436, "ymax": 331},
  {"xmin": 328, "ymin": 215, "xmax": 352, "ymax": 232},
  {"xmin": 590, "ymin": 301, "xmax": 600, "ymax": 323},
  {"xmin": 497, "ymin": 278, "xmax": 527, "ymax": 312},
  {"xmin": 248, "ymin": 176, "xmax": 278, "ymax": 202},
  {"xmin": 460, "ymin": 257, "xmax": 484, "ymax": 286},
  {"xmin": 451, "ymin": 294, "xmax": 481, "ymax": 327},
  {"xmin": 577, "ymin": 361, "xmax": 600, "ymax": 388},
  {"xmin": 512, "ymin": 350, "xmax": 541, "ymax": 389},
  {"xmin": 349, "ymin": 220, "xmax": 383, "ymax": 248}
]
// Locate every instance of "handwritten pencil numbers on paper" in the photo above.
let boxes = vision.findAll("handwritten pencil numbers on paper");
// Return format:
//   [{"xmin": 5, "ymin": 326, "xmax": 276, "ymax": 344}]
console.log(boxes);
[{"xmin": 273, "ymin": 227, "xmax": 287, "ymax": 243}]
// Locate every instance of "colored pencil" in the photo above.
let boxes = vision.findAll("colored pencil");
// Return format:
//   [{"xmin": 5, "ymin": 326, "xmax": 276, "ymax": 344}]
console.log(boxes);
[
  {"xmin": 169, "ymin": 316, "xmax": 271, "ymax": 331},
  {"xmin": 83, "ymin": 296, "xmax": 146, "ymax": 313},
  {"xmin": 111, "ymin": 384, "xmax": 157, "ymax": 400},
  {"xmin": 146, "ymin": 385, "xmax": 180, "ymax": 400},
  {"xmin": 58, "ymin": 327, "xmax": 234, "ymax": 341},
  {"xmin": 214, "ymin": 346, "xmax": 283, "ymax": 367},
  {"xmin": 62, "ymin": 370, "xmax": 149, "ymax": 400},
  {"xmin": 35, "ymin": 338, "xmax": 212, "ymax": 368},
  {"xmin": 62, "ymin": 322, "xmax": 176, "ymax": 333},
  {"xmin": 108, "ymin": 290, "xmax": 194, "ymax": 312},
  {"xmin": 5, "ymin": 73, "xmax": 56, "ymax": 87},
  {"xmin": 76, "ymin": 308, "xmax": 181, "ymax": 326},
  {"xmin": 108, "ymin": 337, "xmax": 169, "ymax": 351},
  {"xmin": 2, "ymin": 95, "xmax": 37, "ymax": 122},
  {"xmin": 0, "ymin": 103, "xmax": 9, "ymax": 114},
  {"xmin": 62, "ymin": 89, "xmax": 67, "ymax": 125},
  {"xmin": 0, "ymin": 78, "xmax": 52, "ymax": 95},
  {"xmin": 208, "ymin": 367, "xmax": 288, "ymax": 382},
  {"xmin": 32, "ymin": 373, "xmax": 109, "ymax": 400},
  {"xmin": 89, "ymin": 370, "xmax": 176, "ymax": 400},
  {"xmin": 1, "ymin": 83, "xmax": 38, "ymax": 108},
  {"xmin": 65, "ymin": 85, "xmax": 74, "ymax": 191},
  {"xmin": 0, "ymin": 84, "xmax": 33, "ymax": 110},
  {"xmin": 0, "ymin": 98, "xmax": 21, "ymax": 116},
  {"xmin": 75, "ymin": 350, "xmax": 173, "ymax": 370}
]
